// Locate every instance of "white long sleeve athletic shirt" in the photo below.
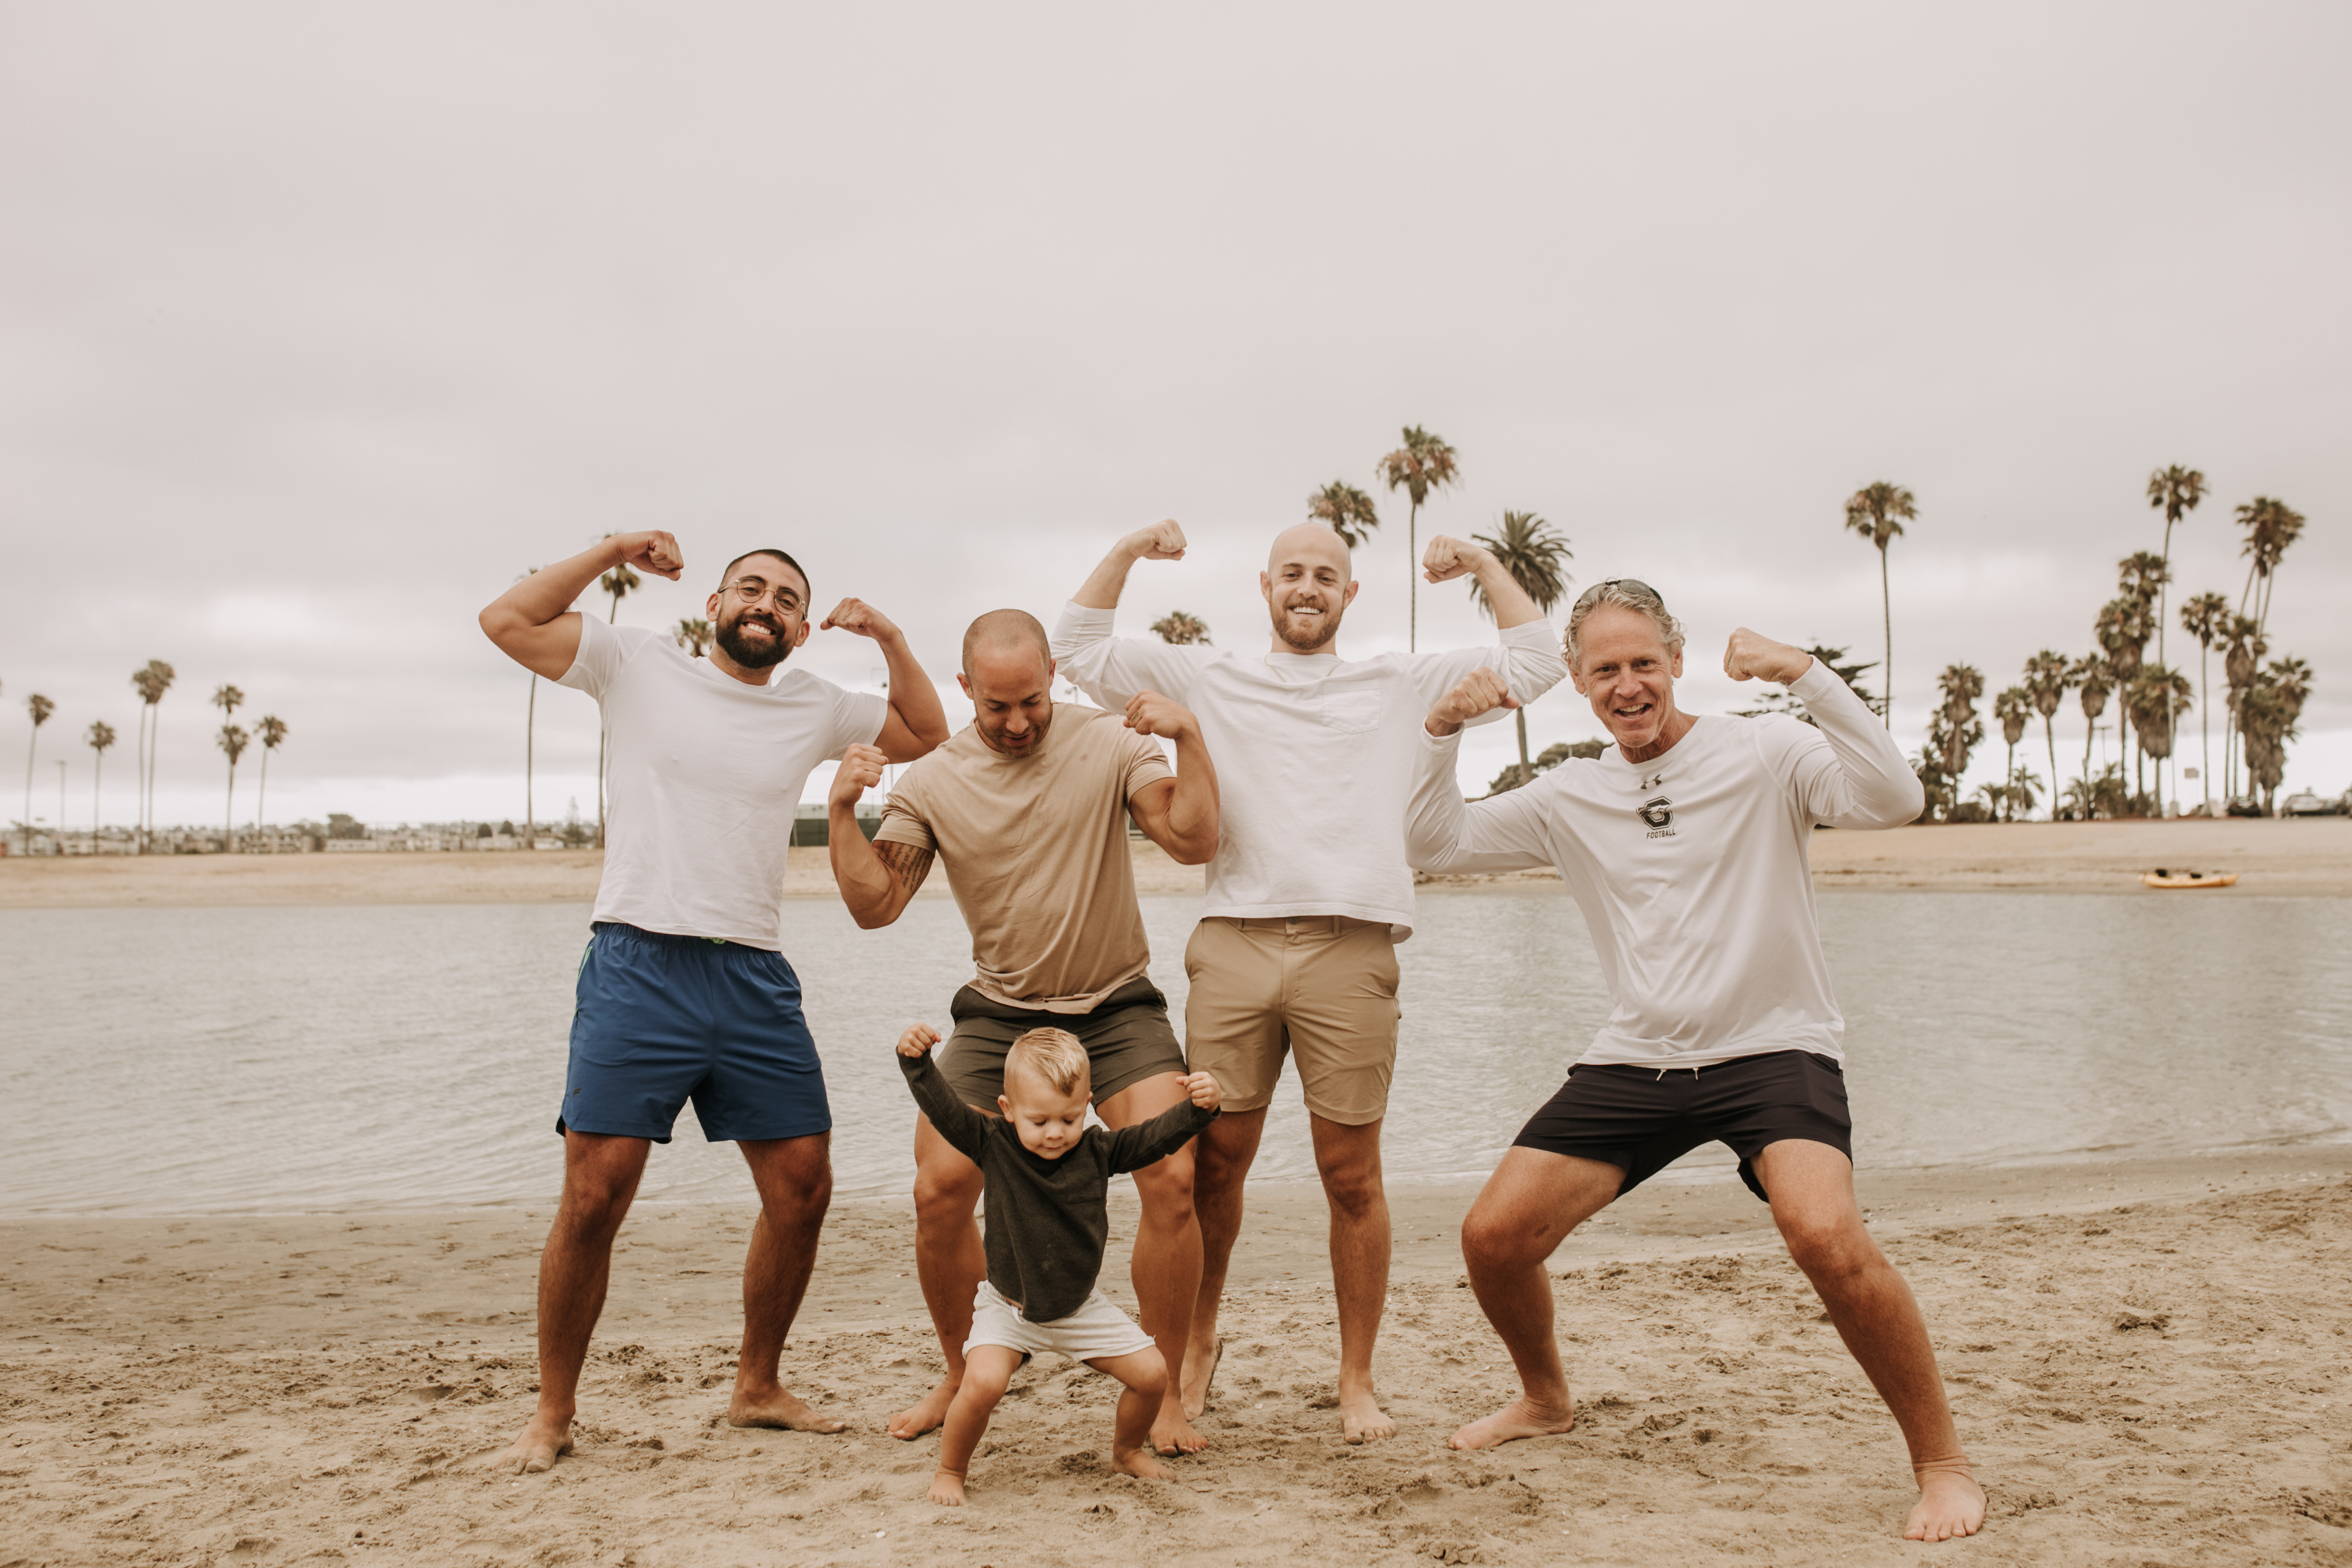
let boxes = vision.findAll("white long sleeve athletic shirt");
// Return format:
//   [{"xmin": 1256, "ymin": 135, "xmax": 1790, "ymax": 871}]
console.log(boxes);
[
  {"xmin": 1405, "ymin": 661, "xmax": 1922, "ymax": 1067},
  {"xmin": 1052, "ymin": 602, "xmax": 1568, "ymax": 933}
]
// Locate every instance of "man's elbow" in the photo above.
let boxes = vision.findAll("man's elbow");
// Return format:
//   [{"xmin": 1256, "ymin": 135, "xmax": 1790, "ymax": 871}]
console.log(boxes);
[{"xmin": 1169, "ymin": 827, "xmax": 1218, "ymax": 866}]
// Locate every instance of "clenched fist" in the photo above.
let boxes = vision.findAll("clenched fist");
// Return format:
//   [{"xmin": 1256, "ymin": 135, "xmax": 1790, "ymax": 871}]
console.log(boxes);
[
  {"xmin": 898, "ymin": 1022, "xmax": 941, "ymax": 1059},
  {"xmin": 1722, "ymin": 628, "xmax": 1813, "ymax": 686},
  {"xmin": 830, "ymin": 742, "xmax": 889, "ymax": 809},
  {"xmin": 820, "ymin": 598, "xmax": 901, "ymax": 643},
  {"xmin": 609, "ymin": 531, "xmax": 684, "ymax": 581},
  {"xmin": 1424, "ymin": 666, "xmax": 1516, "ymax": 737},
  {"xmin": 1421, "ymin": 535, "xmax": 1493, "ymax": 585},
  {"xmin": 1183, "ymin": 1071, "xmax": 1222, "ymax": 1112},
  {"xmin": 1123, "ymin": 689, "xmax": 1197, "ymax": 741},
  {"xmin": 1122, "ymin": 519, "xmax": 1188, "ymax": 562}
]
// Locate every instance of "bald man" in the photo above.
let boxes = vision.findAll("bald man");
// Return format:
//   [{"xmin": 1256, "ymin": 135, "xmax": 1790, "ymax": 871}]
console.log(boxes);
[
  {"xmin": 829, "ymin": 609, "xmax": 1224, "ymax": 1456},
  {"xmin": 1051, "ymin": 521, "xmax": 1568, "ymax": 1442}
]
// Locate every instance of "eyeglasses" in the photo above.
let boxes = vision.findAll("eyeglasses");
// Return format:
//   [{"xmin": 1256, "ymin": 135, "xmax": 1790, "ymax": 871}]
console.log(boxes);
[
  {"xmin": 722, "ymin": 578, "xmax": 804, "ymax": 612},
  {"xmin": 1573, "ymin": 578, "xmax": 1662, "ymax": 609}
]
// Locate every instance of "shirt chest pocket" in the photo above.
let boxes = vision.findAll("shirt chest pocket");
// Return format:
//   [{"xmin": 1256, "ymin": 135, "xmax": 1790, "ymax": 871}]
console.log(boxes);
[{"xmin": 1310, "ymin": 690, "xmax": 1386, "ymax": 735}]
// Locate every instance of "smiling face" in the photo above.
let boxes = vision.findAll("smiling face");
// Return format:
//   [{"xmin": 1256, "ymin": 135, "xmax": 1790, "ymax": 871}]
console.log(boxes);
[
  {"xmin": 958, "ymin": 640, "xmax": 1056, "ymax": 756},
  {"xmin": 997, "ymin": 1058, "xmax": 1092, "ymax": 1159},
  {"xmin": 707, "ymin": 553, "xmax": 812, "ymax": 671},
  {"xmin": 1572, "ymin": 603, "xmax": 1687, "ymax": 756},
  {"xmin": 1260, "ymin": 524, "xmax": 1359, "ymax": 654}
]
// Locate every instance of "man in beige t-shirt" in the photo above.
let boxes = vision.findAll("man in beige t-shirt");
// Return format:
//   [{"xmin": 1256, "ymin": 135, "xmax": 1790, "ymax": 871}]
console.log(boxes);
[{"xmin": 829, "ymin": 609, "xmax": 1221, "ymax": 1457}]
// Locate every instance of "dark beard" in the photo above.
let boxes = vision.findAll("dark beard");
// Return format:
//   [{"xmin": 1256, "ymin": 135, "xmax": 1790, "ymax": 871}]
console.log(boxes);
[{"xmin": 716, "ymin": 613, "xmax": 792, "ymax": 669}]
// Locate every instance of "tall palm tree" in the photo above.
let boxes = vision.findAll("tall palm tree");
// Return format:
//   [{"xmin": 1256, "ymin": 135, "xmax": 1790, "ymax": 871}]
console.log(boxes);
[
  {"xmin": 210, "ymin": 685, "xmax": 245, "ymax": 849},
  {"xmin": 672, "ymin": 618, "xmax": 714, "ymax": 658},
  {"xmin": 2093, "ymin": 596, "xmax": 2153, "ymax": 802},
  {"xmin": 595, "ymin": 545, "xmax": 640, "ymax": 849},
  {"xmin": 133, "ymin": 659, "xmax": 175, "ymax": 853},
  {"xmin": 2177, "ymin": 592, "xmax": 2229, "ymax": 813},
  {"xmin": 2146, "ymin": 465, "xmax": 2204, "ymax": 799},
  {"xmin": 2233, "ymin": 495, "xmax": 2305, "ymax": 639},
  {"xmin": 2125, "ymin": 666, "xmax": 2193, "ymax": 816},
  {"xmin": 1931, "ymin": 664, "xmax": 1985, "ymax": 785},
  {"xmin": 2070, "ymin": 655, "xmax": 2114, "ymax": 794},
  {"xmin": 1149, "ymin": 611, "xmax": 1212, "ymax": 645},
  {"xmin": 1993, "ymin": 688, "xmax": 2030, "ymax": 821},
  {"xmin": 216, "ymin": 724, "xmax": 250, "ymax": 851},
  {"xmin": 2219, "ymin": 613, "xmax": 2265, "ymax": 801},
  {"xmin": 1842, "ymin": 482, "xmax": 1915, "ymax": 730},
  {"xmin": 21, "ymin": 693, "xmax": 54, "ymax": 855},
  {"xmin": 1307, "ymin": 481, "xmax": 1381, "ymax": 549},
  {"xmin": 2238, "ymin": 657, "xmax": 2310, "ymax": 816},
  {"xmin": 254, "ymin": 716, "xmax": 288, "ymax": 838},
  {"xmin": 1374, "ymin": 427, "xmax": 1461, "ymax": 652},
  {"xmin": 85, "ymin": 720, "xmax": 116, "ymax": 841},
  {"xmin": 1468, "ymin": 511, "xmax": 1573, "ymax": 776},
  {"xmin": 2020, "ymin": 651, "xmax": 2073, "ymax": 820}
]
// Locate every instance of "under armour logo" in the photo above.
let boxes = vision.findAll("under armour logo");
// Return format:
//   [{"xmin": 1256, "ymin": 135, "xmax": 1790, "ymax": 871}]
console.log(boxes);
[{"xmin": 1639, "ymin": 770, "xmax": 1667, "ymax": 790}]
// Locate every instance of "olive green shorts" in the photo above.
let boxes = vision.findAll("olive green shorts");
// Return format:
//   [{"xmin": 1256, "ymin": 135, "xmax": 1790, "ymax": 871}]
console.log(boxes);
[{"xmin": 936, "ymin": 977, "xmax": 1187, "ymax": 1112}]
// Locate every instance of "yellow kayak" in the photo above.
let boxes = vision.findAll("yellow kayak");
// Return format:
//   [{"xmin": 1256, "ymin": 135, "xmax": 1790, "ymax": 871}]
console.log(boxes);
[{"xmin": 2142, "ymin": 869, "xmax": 2239, "ymax": 889}]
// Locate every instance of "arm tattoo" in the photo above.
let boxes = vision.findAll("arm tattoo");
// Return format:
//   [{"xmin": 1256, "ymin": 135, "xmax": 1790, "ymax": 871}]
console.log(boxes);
[{"xmin": 873, "ymin": 841, "xmax": 935, "ymax": 899}]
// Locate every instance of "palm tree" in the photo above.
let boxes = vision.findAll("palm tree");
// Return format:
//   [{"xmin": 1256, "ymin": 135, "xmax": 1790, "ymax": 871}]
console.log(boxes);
[
  {"xmin": 672, "ymin": 618, "xmax": 714, "ymax": 658},
  {"xmin": 2093, "ymin": 596, "xmax": 2153, "ymax": 803},
  {"xmin": 1374, "ymin": 427, "xmax": 1461, "ymax": 652},
  {"xmin": 21, "ymin": 693, "xmax": 54, "ymax": 855},
  {"xmin": 1468, "ymin": 511, "xmax": 1573, "ymax": 776},
  {"xmin": 254, "ymin": 716, "xmax": 288, "ymax": 838},
  {"xmin": 2219, "ymin": 613, "xmax": 2265, "ymax": 801},
  {"xmin": 1149, "ymin": 611, "xmax": 1212, "ymax": 645},
  {"xmin": 2020, "ymin": 651, "xmax": 2072, "ymax": 820},
  {"xmin": 86, "ymin": 720, "xmax": 116, "ymax": 841},
  {"xmin": 2233, "ymin": 496, "xmax": 2305, "ymax": 638},
  {"xmin": 1993, "ymin": 687, "xmax": 2030, "ymax": 820},
  {"xmin": 210, "ymin": 685, "xmax": 245, "ymax": 849},
  {"xmin": 595, "ymin": 544, "xmax": 641, "ymax": 850},
  {"xmin": 216, "ymin": 724, "xmax": 250, "ymax": 851},
  {"xmin": 2124, "ymin": 666, "xmax": 2193, "ymax": 815},
  {"xmin": 1842, "ymin": 482, "xmax": 1916, "ymax": 730},
  {"xmin": 2070, "ymin": 655, "xmax": 2114, "ymax": 791},
  {"xmin": 2239, "ymin": 657, "xmax": 2311, "ymax": 816},
  {"xmin": 2146, "ymin": 466, "xmax": 2204, "ymax": 799},
  {"xmin": 1307, "ymin": 481, "xmax": 1381, "ymax": 549},
  {"xmin": 1930, "ymin": 664, "xmax": 1986, "ymax": 795},
  {"xmin": 2177, "ymin": 592, "xmax": 2229, "ymax": 813},
  {"xmin": 133, "ymin": 659, "xmax": 175, "ymax": 853}
]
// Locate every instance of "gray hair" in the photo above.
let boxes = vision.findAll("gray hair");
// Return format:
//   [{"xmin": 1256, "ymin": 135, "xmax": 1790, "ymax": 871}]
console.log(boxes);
[{"xmin": 1564, "ymin": 579, "xmax": 1684, "ymax": 671}]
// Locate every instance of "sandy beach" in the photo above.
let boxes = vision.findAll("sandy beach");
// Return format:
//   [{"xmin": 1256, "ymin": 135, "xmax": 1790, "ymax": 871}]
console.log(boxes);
[
  {"xmin": 5, "ymin": 1148, "xmax": 2350, "ymax": 1565},
  {"xmin": 4, "ymin": 817, "xmax": 2349, "ymax": 909}
]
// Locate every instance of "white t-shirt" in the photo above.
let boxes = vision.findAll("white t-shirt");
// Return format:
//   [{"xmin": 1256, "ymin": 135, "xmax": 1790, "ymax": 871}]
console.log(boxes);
[
  {"xmin": 558, "ymin": 616, "xmax": 887, "ymax": 950},
  {"xmin": 1051, "ymin": 603, "xmax": 1568, "ymax": 933},
  {"xmin": 1405, "ymin": 662, "xmax": 1922, "ymax": 1067}
]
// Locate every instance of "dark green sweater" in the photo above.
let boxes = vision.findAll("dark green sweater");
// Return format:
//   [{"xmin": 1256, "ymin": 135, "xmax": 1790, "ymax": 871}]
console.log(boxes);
[{"xmin": 899, "ymin": 1051, "xmax": 1215, "ymax": 1323}]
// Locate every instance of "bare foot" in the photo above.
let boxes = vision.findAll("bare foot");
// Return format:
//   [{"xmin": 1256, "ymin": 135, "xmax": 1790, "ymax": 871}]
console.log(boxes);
[
  {"xmin": 727, "ymin": 1385, "xmax": 847, "ymax": 1434},
  {"xmin": 1339, "ymin": 1386, "xmax": 1397, "ymax": 1445},
  {"xmin": 889, "ymin": 1375, "xmax": 959, "ymax": 1441},
  {"xmin": 928, "ymin": 1468, "xmax": 967, "ymax": 1506},
  {"xmin": 1904, "ymin": 1465, "xmax": 1986, "ymax": 1541},
  {"xmin": 1112, "ymin": 1446, "xmax": 1172, "ymax": 1481},
  {"xmin": 490, "ymin": 1412, "xmax": 574, "ymax": 1474},
  {"xmin": 1152, "ymin": 1405, "xmax": 1208, "ymax": 1457},
  {"xmin": 1448, "ymin": 1394, "xmax": 1575, "ymax": 1451},
  {"xmin": 1178, "ymin": 1334, "xmax": 1222, "ymax": 1421}
]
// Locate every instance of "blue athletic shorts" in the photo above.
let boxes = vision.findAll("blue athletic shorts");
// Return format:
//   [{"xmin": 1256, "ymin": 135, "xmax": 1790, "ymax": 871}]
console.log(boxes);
[{"xmin": 557, "ymin": 922, "xmax": 832, "ymax": 1144}]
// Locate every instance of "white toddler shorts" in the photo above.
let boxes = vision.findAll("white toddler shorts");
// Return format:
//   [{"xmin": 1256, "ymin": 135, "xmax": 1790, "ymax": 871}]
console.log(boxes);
[{"xmin": 963, "ymin": 1280, "xmax": 1157, "ymax": 1363}]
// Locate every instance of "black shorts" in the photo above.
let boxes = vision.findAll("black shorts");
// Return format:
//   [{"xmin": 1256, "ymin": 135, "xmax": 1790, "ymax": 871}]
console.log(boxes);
[{"xmin": 1512, "ymin": 1050, "xmax": 1853, "ymax": 1203}]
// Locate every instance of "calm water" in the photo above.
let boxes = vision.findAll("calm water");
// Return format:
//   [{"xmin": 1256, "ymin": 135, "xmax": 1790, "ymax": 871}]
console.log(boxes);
[{"xmin": 3, "ymin": 891, "xmax": 2348, "ymax": 1216}]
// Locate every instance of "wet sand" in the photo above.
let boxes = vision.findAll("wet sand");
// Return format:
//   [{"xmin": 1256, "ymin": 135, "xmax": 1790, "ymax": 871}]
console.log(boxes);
[{"xmin": 5, "ymin": 1147, "xmax": 2349, "ymax": 1564}]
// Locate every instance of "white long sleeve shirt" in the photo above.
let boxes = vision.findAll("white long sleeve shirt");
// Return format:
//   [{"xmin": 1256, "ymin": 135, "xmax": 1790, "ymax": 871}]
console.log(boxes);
[
  {"xmin": 1052, "ymin": 602, "xmax": 1568, "ymax": 933},
  {"xmin": 1405, "ymin": 661, "xmax": 1922, "ymax": 1066}
]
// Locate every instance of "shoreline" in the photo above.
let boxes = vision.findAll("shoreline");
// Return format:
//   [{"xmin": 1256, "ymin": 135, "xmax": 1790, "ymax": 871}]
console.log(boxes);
[
  {"xmin": 5, "ymin": 1146, "xmax": 2348, "ymax": 1563},
  {"xmin": 4, "ymin": 817, "xmax": 2350, "ymax": 907}
]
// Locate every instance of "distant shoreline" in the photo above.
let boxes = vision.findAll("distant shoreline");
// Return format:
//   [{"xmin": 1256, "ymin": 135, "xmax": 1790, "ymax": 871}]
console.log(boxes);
[{"xmin": 4, "ymin": 817, "xmax": 2347, "ymax": 907}]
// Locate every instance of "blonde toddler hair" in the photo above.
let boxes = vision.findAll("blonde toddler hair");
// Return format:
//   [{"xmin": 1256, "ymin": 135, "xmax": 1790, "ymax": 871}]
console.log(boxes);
[{"xmin": 1005, "ymin": 1027, "xmax": 1090, "ymax": 1096}]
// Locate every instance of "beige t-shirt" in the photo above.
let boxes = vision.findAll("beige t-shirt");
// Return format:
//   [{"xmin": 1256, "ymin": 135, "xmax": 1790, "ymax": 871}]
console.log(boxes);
[{"xmin": 875, "ymin": 706, "xmax": 1176, "ymax": 1012}]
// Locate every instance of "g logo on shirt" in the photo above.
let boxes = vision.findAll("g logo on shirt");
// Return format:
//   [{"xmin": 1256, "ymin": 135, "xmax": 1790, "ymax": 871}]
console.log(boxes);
[{"xmin": 1638, "ymin": 795, "xmax": 1676, "ymax": 838}]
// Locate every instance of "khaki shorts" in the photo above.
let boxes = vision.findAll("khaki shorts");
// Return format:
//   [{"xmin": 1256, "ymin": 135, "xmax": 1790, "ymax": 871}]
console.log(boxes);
[{"xmin": 1183, "ymin": 917, "xmax": 1401, "ymax": 1126}]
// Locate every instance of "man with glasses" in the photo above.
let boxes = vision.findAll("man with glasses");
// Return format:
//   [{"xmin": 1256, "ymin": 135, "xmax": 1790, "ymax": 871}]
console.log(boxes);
[
  {"xmin": 1405, "ymin": 580, "xmax": 1983, "ymax": 1542},
  {"xmin": 477, "ymin": 532, "xmax": 948, "ymax": 1474},
  {"xmin": 1051, "ymin": 518, "xmax": 1568, "ymax": 1444}
]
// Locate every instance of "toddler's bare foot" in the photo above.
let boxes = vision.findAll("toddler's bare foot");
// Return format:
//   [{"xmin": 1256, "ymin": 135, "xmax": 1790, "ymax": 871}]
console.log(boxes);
[
  {"xmin": 1448, "ymin": 1393, "xmax": 1575, "ymax": 1451},
  {"xmin": 928, "ymin": 1468, "xmax": 968, "ymax": 1506},
  {"xmin": 891, "ymin": 1375, "xmax": 958, "ymax": 1441},
  {"xmin": 1112, "ymin": 1445, "xmax": 1171, "ymax": 1481},
  {"xmin": 488, "ymin": 1412, "xmax": 573, "ymax": 1474},
  {"xmin": 728, "ymin": 1384, "xmax": 847, "ymax": 1434},
  {"xmin": 1904, "ymin": 1462, "xmax": 1986, "ymax": 1541}
]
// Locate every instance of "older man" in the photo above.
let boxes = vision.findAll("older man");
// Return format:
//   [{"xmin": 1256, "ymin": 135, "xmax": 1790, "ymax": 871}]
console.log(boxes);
[
  {"xmin": 1405, "ymin": 579, "xmax": 1983, "ymax": 1542},
  {"xmin": 1052, "ymin": 519, "xmax": 1567, "ymax": 1442},
  {"xmin": 827, "ymin": 609, "xmax": 1222, "ymax": 1455},
  {"xmin": 476, "ymin": 533, "xmax": 947, "ymax": 1473}
]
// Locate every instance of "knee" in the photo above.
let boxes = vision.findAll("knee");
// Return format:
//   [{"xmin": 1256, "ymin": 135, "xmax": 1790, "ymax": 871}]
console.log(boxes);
[
  {"xmin": 1131, "ymin": 1351, "xmax": 1169, "ymax": 1400},
  {"xmin": 1459, "ymin": 1206, "xmax": 1538, "ymax": 1274},
  {"xmin": 1779, "ymin": 1212, "xmax": 1876, "ymax": 1282},
  {"xmin": 1317, "ymin": 1157, "xmax": 1383, "ymax": 1220},
  {"xmin": 912, "ymin": 1161, "xmax": 982, "ymax": 1226},
  {"xmin": 1131, "ymin": 1156, "xmax": 1198, "ymax": 1229},
  {"xmin": 959, "ymin": 1366, "xmax": 1012, "ymax": 1407}
]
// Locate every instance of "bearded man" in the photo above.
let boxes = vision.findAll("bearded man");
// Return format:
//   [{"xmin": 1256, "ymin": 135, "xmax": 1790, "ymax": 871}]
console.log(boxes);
[
  {"xmin": 1050, "ymin": 520, "xmax": 1567, "ymax": 1443},
  {"xmin": 476, "ymin": 532, "xmax": 947, "ymax": 1473}
]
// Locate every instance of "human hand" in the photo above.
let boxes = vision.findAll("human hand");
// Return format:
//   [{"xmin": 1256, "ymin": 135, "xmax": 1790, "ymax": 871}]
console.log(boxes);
[
  {"xmin": 1723, "ymin": 628, "xmax": 1813, "ymax": 686},
  {"xmin": 1421, "ymin": 535, "xmax": 1492, "ymax": 585},
  {"xmin": 898, "ymin": 1023, "xmax": 941, "ymax": 1059},
  {"xmin": 820, "ymin": 598, "xmax": 900, "ymax": 643},
  {"xmin": 1183, "ymin": 1071, "xmax": 1222, "ymax": 1112},
  {"xmin": 609, "ymin": 531, "xmax": 684, "ymax": 581},
  {"xmin": 830, "ymin": 743, "xmax": 888, "ymax": 809},
  {"xmin": 1123, "ymin": 519, "xmax": 1188, "ymax": 562},
  {"xmin": 1425, "ymin": 667, "xmax": 1517, "ymax": 737},
  {"xmin": 1124, "ymin": 689, "xmax": 1196, "ymax": 741}
]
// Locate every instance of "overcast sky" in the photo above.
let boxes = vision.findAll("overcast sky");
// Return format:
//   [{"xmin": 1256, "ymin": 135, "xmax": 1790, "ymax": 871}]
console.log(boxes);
[{"xmin": 4, "ymin": 2, "xmax": 2345, "ymax": 833}]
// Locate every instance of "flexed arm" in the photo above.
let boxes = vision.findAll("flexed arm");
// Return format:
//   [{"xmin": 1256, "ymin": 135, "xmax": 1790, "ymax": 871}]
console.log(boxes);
[
  {"xmin": 829, "ymin": 744, "xmax": 935, "ymax": 927},
  {"xmin": 1053, "ymin": 521, "xmax": 1212, "ymax": 708},
  {"xmin": 1122, "ymin": 691, "xmax": 1219, "ymax": 865},
  {"xmin": 477, "ymin": 532, "xmax": 683, "ymax": 679},
  {"xmin": 1407, "ymin": 669, "xmax": 1556, "ymax": 875},
  {"xmin": 820, "ymin": 598, "xmax": 949, "ymax": 762},
  {"xmin": 1725, "ymin": 628, "xmax": 1922, "ymax": 828}
]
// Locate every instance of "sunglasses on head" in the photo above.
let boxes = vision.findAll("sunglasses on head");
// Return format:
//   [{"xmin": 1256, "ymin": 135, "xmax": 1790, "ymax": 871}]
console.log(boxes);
[{"xmin": 1574, "ymin": 578, "xmax": 1663, "ymax": 609}]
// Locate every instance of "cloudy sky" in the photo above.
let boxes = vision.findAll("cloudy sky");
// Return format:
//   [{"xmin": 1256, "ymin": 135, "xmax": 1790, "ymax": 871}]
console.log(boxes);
[{"xmin": 4, "ymin": 2, "xmax": 2345, "ymax": 833}]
